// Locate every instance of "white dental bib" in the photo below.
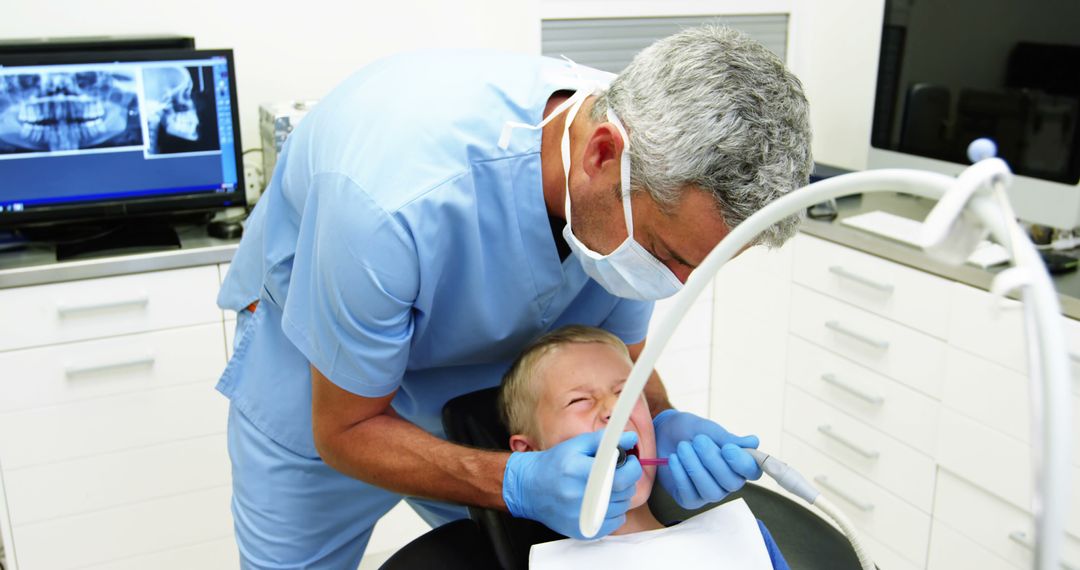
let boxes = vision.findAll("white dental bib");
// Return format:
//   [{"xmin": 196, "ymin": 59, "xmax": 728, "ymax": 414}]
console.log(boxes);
[{"xmin": 529, "ymin": 498, "xmax": 774, "ymax": 569}]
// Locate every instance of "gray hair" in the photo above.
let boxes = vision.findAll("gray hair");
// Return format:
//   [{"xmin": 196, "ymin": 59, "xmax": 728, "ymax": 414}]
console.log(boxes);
[{"xmin": 590, "ymin": 24, "xmax": 812, "ymax": 247}]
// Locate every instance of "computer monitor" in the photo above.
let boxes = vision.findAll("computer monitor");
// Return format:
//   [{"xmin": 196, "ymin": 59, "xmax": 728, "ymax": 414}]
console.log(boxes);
[
  {"xmin": 0, "ymin": 48, "xmax": 245, "ymax": 228},
  {"xmin": 868, "ymin": 0, "xmax": 1080, "ymax": 230}
]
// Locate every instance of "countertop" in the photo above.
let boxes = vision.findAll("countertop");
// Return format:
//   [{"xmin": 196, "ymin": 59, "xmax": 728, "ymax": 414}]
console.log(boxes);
[{"xmin": 0, "ymin": 224, "xmax": 240, "ymax": 289}]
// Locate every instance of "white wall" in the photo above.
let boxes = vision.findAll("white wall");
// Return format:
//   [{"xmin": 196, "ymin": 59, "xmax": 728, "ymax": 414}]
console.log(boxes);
[
  {"xmin": 1, "ymin": 0, "xmax": 891, "ymax": 173},
  {"xmin": 788, "ymin": 0, "xmax": 886, "ymax": 171},
  {"xmin": 0, "ymin": 1, "xmax": 541, "ymax": 151}
]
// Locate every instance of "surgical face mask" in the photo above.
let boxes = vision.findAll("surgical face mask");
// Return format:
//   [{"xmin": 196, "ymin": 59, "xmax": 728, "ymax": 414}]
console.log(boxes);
[
  {"xmin": 557, "ymin": 95, "xmax": 683, "ymax": 301},
  {"xmin": 498, "ymin": 82, "xmax": 684, "ymax": 301}
]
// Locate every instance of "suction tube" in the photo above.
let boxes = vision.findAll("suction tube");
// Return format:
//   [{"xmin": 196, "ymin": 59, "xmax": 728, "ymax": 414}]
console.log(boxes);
[{"xmin": 579, "ymin": 167, "xmax": 1073, "ymax": 570}]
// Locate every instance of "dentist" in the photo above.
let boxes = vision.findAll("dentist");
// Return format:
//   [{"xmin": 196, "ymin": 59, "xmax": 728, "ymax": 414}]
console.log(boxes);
[{"xmin": 218, "ymin": 24, "xmax": 812, "ymax": 568}]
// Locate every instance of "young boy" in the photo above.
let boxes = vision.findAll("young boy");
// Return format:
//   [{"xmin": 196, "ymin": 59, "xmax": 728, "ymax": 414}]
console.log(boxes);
[{"xmin": 498, "ymin": 325, "xmax": 789, "ymax": 568}]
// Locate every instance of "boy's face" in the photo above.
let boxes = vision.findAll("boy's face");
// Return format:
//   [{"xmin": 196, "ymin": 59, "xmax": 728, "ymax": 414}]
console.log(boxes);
[{"xmin": 509, "ymin": 341, "xmax": 658, "ymax": 510}]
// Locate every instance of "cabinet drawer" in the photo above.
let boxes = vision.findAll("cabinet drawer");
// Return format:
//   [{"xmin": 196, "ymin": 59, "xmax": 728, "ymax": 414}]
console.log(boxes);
[
  {"xmin": 780, "ymin": 434, "xmax": 932, "ymax": 564},
  {"xmin": 11, "ymin": 485, "xmax": 231, "ymax": 570},
  {"xmin": 934, "ymin": 470, "xmax": 1080, "ymax": 569},
  {"xmin": 793, "ymin": 234, "xmax": 951, "ymax": 338},
  {"xmin": 943, "ymin": 347, "xmax": 1080, "ymax": 467},
  {"xmin": 789, "ymin": 284, "xmax": 947, "ymax": 398},
  {"xmin": 0, "ymin": 323, "xmax": 226, "ymax": 413},
  {"xmin": 5, "ymin": 434, "xmax": 229, "ymax": 526},
  {"xmin": 859, "ymin": 533, "xmax": 923, "ymax": 570},
  {"xmin": 0, "ymin": 266, "xmax": 222, "ymax": 352},
  {"xmin": 948, "ymin": 282, "xmax": 1027, "ymax": 372},
  {"xmin": 928, "ymin": 520, "xmax": 1022, "ymax": 570},
  {"xmin": 0, "ymin": 382, "xmax": 227, "ymax": 469},
  {"xmin": 784, "ymin": 386, "xmax": 935, "ymax": 511},
  {"xmin": 79, "ymin": 537, "xmax": 238, "ymax": 570},
  {"xmin": 951, "ymin": 282, "xmax": 1080, "ymax": 386},
  {"xmin": 1062, "ymin": 317, "xmax": 1080, "ymax": 391},
  {"xmin": 936, "ymin": 409, "xmax": 1080, "ymax": 538},
  {"xmin": 786, "ymin": 335, "xmax": 940, "ymax": 451}
]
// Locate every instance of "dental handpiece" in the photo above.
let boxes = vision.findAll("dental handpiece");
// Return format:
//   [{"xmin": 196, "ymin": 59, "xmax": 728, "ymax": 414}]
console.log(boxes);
[{"xmin": 615, "ymin": 447, "xmax": 669, "ymax": 467}]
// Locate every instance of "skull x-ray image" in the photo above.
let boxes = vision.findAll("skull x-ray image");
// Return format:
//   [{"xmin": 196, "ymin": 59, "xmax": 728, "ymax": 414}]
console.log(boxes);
[
  {"xmin": 0, "ymin": 70, "xmax": 142, "ymax": 154},
  {"xmin": 143, "ymin": 66, "xmax": 219, "ymax": 155}
]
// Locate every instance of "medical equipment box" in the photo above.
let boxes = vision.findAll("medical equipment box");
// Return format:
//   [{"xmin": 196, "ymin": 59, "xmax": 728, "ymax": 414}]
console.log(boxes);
[{"xmin": 259, "ymin": 100, "xmax": 317, "ymax": 184}]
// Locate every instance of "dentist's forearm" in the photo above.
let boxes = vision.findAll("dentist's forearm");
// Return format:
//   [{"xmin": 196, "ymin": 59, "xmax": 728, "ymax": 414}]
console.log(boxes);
[
  {"xmin": 311, "ymin": 366, "xmax": 511, "ymax": 510},
  {"xmin": 319, "ymin": 411, "xmax": 512, "ymax": 510}
]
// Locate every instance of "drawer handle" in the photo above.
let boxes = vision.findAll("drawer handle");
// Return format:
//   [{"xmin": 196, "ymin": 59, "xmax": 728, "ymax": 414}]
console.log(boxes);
[
  {"xmin": 65, "ymin": 354, "xmax": 155, "ymax": 377},
  {"xmin": 825, "ymin": 320, "xmax": 890, "ymax": 351},
  {"xmin": 827, "ymin": 265, "xmax": 895, "ymax": 294},
  {"xmin": 1008, "ymin": 531, "xmax": 1078, "ymax": 570},
  {"xmin": 817, "ymin": 424, "xmax": 880, "ymax": 459},
  {"xmin": 813, "ymin": 475, "xmax": 875, "ymax": 512},
  {"xmin": 820, "ymin": 373, "xmax": 885, "ymax": 405},
  {"xmin": 57, "ymin": 293, "xmax": 149, "ymax": 317}
]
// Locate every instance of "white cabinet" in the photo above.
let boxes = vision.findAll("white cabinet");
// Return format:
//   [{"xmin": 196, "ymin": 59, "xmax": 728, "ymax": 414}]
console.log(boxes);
[
  {"xmin": 713, "ymin": 232, "xmax": 1080, "ymax": 569},
  {"xmin": 709, "ymin": 244, "xmax": 793, "ymax": 457},
  {"xmin": 0, "ymin": 265, "xmax": 235, "ymax": 570},
  {"xmin": 650, "ymin": 273, "xmax": 716, "ymax": 419}
]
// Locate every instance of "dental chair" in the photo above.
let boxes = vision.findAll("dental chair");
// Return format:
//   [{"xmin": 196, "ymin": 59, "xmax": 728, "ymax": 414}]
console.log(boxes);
[{"xmin": 379, "ymin": 387, "xmax": 865, "ymax": 569}]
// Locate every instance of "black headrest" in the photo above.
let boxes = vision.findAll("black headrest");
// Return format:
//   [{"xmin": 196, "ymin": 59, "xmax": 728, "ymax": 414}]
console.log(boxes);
[{"xmin": 442, "ymin": 387, "xmax": 560, "ymax": 569}]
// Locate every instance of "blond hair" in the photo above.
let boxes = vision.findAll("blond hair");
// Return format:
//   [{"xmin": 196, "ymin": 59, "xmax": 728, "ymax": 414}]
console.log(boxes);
[{"xmin": 498, "ymin": 325, "xmax": 632, "ymax": 439}]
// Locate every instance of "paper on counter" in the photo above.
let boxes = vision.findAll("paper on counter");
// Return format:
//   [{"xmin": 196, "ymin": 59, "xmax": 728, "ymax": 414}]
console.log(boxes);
[{"xmin": 841, "ymin": 210, "xmax": 1010, "ymax": 268}]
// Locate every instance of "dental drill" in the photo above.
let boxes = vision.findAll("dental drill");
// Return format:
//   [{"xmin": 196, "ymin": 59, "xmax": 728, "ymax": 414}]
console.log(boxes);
[{"xmin": 581, "ymin": 142, "xmax": 1073, "ymax": 570}]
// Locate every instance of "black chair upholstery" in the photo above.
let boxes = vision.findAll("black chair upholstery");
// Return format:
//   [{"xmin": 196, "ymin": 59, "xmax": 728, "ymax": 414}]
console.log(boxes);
[
  {"xmin": 378, "ymin": 518, "xmax": 499, "ymax": 569},
  {"xmin": 382, "ymin": 387, "xmax": 866, "ymax": 569}
]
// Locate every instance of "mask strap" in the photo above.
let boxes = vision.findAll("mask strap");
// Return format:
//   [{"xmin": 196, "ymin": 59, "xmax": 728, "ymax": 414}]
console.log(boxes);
[
  {"xmin": 561, "ymin": 93, "xmax": 589, "ymax": 222},
  {"xmin": 606, "ymin": 109, "xmax": 635, "ymax": 238},
  {"xmin": 499, "ymin": 55, "xmax": 600, "ymax": 150}
]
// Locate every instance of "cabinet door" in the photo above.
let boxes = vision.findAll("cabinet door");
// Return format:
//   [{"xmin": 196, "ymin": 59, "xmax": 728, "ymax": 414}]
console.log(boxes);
[
  {"xmin": 786, "ymin": 335, "xmax": 940, "ymax": 452},
  {"xmin": 934, "ymin": 470, "xmax": 1080, "ymax": 568},
  {"xmin": 0, "ymin": 323, "xmax": 226, "ymax": 413},
  {"xmin": 793, "ymin": 233, "xmax": 951, "ymax": 338},
  {"xmin": 789, "ymin": 284, "xmax": 947, "ymax": 398},
  {"xmin": 784, "ymin": 385, "xmax": 936, "ymax": 512},
  {"xmin": 781, "ymin": 433, "xmax": 932, "ymax": 565},
  {"xmin": 0, "ymin": 266, "xmax": 221, "ymax": 352},
  {"xmin": 710, "ymin": 242, "xmax": 793, "ymax": 451}
]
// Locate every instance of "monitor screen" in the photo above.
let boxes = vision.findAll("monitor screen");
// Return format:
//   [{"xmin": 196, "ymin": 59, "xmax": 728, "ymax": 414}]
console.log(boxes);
[
  {"xmin": 868, "ymin": 0, "xmax": 1080, "ymax": 230},
  {"xmin": 0, "ymin": 48, "xmax": 244, "ymax": 227}
]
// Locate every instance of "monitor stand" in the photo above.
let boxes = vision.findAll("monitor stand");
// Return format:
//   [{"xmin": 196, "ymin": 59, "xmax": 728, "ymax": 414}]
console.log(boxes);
[{"xmin": 53, "ymin": 222, "xmax": 182, "ymax": 261}]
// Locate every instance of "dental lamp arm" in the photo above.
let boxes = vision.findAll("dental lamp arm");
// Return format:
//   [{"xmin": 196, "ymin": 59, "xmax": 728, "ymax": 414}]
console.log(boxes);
[
  {"xmin": 579, "ymin": 168, "xmax": 956, "ymax": 542},
  {"xmin": 581, "ymin": 161, "xmax": 1071, "ymax": 570}
]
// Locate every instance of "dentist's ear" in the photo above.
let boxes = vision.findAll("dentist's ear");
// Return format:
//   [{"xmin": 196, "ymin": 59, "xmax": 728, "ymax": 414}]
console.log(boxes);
[{"xmin": 509, "ymin": 434, "xmax": 537, "ymax": 452}]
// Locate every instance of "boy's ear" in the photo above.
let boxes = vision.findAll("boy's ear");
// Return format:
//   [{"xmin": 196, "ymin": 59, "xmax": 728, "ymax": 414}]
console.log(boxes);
[{"xmin": 509, "ymin": 434, "xmax": 537, "ymax": 452}]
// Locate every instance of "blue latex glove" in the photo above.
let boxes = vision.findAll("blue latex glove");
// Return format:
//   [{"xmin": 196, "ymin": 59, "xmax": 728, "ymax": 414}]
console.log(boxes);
[
  {"xmin": 503, "ymin": 430, "xmax": 643, "ymax": 539},
  {"xmin": 653, "ymin": 409, "xmax": 763, "ymax": 509}
]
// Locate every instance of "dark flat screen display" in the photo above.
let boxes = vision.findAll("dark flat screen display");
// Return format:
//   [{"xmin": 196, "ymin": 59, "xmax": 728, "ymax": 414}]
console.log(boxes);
[
  {"xmin": 872, "ymin": 0, "xmax": 1080, "ymax": 184},
  {"xmin": 0, "ymin": 49, "xmax": 244, "ymax": 226}
]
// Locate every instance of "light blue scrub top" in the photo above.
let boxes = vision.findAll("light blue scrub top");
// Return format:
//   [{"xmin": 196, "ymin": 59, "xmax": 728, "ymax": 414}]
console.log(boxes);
[{"xmin": 217, "ymin": 50, "xmax": 653, "ymax": 458}]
